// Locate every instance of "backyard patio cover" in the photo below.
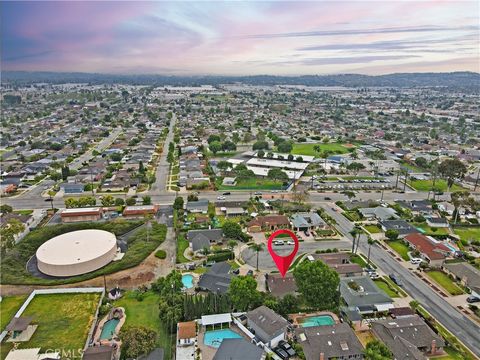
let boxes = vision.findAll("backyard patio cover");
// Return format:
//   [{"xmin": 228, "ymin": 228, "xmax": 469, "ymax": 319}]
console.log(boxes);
[{"xmin": 201, "ymin": 313, "xmax": 232, "ymax": 326}]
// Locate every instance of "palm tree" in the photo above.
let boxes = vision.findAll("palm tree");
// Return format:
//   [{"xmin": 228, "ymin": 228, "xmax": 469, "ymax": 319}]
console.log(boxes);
[
  {"xmin": 349, "ymin": 228, "xmax": 358, "ymax": 254},
  {"xmin": 249, "ymin": 243, "xmax": 264, "ymax": 271},
  {"xmin": 367, "ymin": 237, "xmax": 376, "ymax": 265}
]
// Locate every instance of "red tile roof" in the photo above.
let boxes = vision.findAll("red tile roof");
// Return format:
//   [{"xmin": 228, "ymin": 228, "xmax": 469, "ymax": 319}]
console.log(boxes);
[{"xmin": 404, "ymin": 233, "xmax": 450, "ymax": 260}]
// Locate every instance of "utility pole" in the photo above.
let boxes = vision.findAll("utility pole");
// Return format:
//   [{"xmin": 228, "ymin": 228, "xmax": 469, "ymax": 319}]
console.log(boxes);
[
  {"xmin": 474, "ymin": 166, "xmax": 480, "ymax": 192},
  {"xmin": 403, "ymin": 170, "xmax": 408, "ymax": 192}
]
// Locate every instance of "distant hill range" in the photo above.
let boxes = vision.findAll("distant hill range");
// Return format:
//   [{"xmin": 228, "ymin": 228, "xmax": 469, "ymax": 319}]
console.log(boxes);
[{"xmin": 2, "ymin": 71, "xmax": 479, "ymax": 90}]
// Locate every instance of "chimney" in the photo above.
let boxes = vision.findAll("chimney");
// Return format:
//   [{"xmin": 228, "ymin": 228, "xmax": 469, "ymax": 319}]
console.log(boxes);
[
  {"xmin": 320, "ymin": 353, "xmax": 325, "ymax": 360},
  {"xmin": 431, "ymin": 339, "xmax": 437, "ymax": 354}
]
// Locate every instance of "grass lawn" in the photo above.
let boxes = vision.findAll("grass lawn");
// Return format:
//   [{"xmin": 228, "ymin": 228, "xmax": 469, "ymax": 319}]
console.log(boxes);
[
  {"xmin": 18, "ymin": 293, "xmax": 101, "ymax": 355},
  {"xmin": 176, "ymin": 234, "xmax": 190, "ymax": 263},
  {"xmin": 399, "ymin": 161, "xmax": 425, "ymax": 173},
  {"xmin": 0, "ymin": 295, "xmax": 28, "ymax": 331},
  {"xmin": 425, "ymin": 271, "xmax": 464, "ymax": 296},
  {"xmin": 115, "ymin": 291, "xmax": 173, "ymax": 360},
  {"xmin": 349, "ymin": 254, "xmax": 373, "ymax": 268},
  {"xmin": 413, "ymin": 223, "xmax": 450, "ymax": 236},
  {"xmin": 453, "ymin": 227, "xmax": 480, "ymax": 243},
  {"xmin": 216, "ymin": 177, "xmax": 284, "ymax": 191},
  {"xmin": 13, "ymin": 209, "xmax": 34, "ymax": 216},
  {"xmin": 343, "ymin": 211, "xmax": 363, "ymax": 222},
  {"xmin": 227, "ymin": 260, "xmax": 240, "ymax": 270},
  {"xmin": 364, "ymin": 224, "xmax": 382, "ymax": 234},
  {"xmin": 291, "ymin": 142, "xmax": 353, "ymax": 156},
  {"xmin": 386, "ymin": 240, "xmax": 410, "ymax": 261},
  {"xmin": 373, "ymin": 279, "xmax": 399, "ymax": 298},
  {"xmin": 408, "ymin": 179, "xmax": 465, "ymax": 192}
]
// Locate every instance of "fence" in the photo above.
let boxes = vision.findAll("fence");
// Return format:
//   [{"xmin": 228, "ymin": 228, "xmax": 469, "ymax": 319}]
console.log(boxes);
[{"xmin": 0, "ymin": 287, "xmax": 105, "ymax": 348}]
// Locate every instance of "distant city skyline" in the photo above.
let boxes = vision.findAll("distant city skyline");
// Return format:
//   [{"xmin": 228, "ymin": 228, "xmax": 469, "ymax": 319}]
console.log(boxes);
[{"xmin": 1, "ymin": 1, "xmax": 479, "ymax": 75}]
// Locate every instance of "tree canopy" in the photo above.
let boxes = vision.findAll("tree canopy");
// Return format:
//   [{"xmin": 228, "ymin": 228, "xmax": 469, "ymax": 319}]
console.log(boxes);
[
  {"xmin": 228, "ymin": 275, "xmax": 261, "ymax": 311},
  {"xmin": 119, "ymin": 326, "xmax": 157, "ymax": 359},
  {"xmin": 293, "ymin": 260, "xmax": 340, "ymax": 310}
]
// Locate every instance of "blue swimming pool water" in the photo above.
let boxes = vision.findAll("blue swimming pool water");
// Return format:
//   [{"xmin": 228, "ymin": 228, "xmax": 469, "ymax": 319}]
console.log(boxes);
[
  {"xmin": 100, "ymin": 319, "xmax": 119, "ymax": 340},
  {"xmin": 416, "ymin": 227, "xmax": 426, "ymax": 233},
  {"xmin": 182, "ymin": 274, "xmax": 194, "ymax": 289},
  {"xmin": 300, "ymin": 315, "xmax": 335, "ymax": 327},
  {"xmin": 204, "ymin": 329, "xmax": 242, "ymax": 347}
]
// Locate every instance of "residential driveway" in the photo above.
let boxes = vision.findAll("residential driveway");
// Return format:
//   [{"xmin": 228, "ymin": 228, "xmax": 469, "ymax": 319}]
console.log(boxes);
[
  {"xmin": 250, "ymin": 232, "xmax": 266, "ymax": 244},
  {"xmin": 241, "ymin": 240, "xmax": 351, "ymax": 271}
]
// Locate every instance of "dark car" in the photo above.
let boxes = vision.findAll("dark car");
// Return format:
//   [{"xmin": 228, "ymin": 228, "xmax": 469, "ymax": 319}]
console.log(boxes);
[
  {"xmin": 274, "ymin": 347, "xmax": 289, "ymax": 360},
  {"xmin": 246, "ymin": 269, "xmax": 254, "ymax": 276},
  {"xmin": 232, "ymin": 268, "xmax": 240, "ymax": 275},
  {"xmin": 222, "ymin": 192, "xmax": 231, "ymax": 195},
  {"xmin": 389, "ymin": 273, "xmax": 403, "ymax": 286},
  {"xmin": 44, "ymin": 198, "xmax": 53, "ymax": 202},
  {"xmin": 324, "ymin": 196, "xmax": 331, "ymax": 200},
  {"xmin": 467, "ymin": 296, "xmax": 480, "ymax": 303},
  {"xmin": 278, "ymin": 340, "xmax": 296, "ymax": 357}
]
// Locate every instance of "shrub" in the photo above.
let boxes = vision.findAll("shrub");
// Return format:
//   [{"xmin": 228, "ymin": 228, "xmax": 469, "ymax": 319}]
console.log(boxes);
[
  {"xmin": 155, "ymin": 250, "xmax": 167, "ymax": 259},
  {"xmin": 207, "ymin": 251, "xmax": 234, "ymax": 262}
]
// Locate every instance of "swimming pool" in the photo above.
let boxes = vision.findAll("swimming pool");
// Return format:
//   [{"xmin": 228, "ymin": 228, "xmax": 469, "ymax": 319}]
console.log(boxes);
[
  {"xmin": 182, "ymin": 274, "xmax": 194, "ymax": 289},
  {"xmin": 204, "ymin": 329, "xmax": 242, "ymax": 347},
  {"xmin": 300, "ymin": 315, "xmax": 335, "ymax": 327},
  {"xmin": 100, "ymin": 318, "xmax": 119, "ymax": 340}
]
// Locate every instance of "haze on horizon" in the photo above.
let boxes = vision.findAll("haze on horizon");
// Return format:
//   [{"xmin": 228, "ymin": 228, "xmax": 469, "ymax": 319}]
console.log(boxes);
[{"xmin": 1, "ymin": 1, "xmax": 479, "ymax": 76}]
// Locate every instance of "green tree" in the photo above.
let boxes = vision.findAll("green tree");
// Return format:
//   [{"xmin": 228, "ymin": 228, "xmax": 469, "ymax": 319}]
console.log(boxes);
[
  {"xmin": 173, "ymin": 196, "xmax": 184, "ymax": 211},
  {"xmin": 249, "ymin": 243, "xmax": 264, "ymax": 271},
  {"xmin": 152, "ymin": 270, "xmax": 183, "ymax": 295},
  {"xmin": 293, "ymin": 260, "xmax": 340, "ymax": 310},
  {"xmin": 438, "ymin": 158, "xmax": 467, "ymax": 190},
  {"xmin": 385, "ymin": 229, "xmax": 399, "ymax": 241},
  {"xmin": 228, "ymin": 240, "xmax": 238, "ymax": 251},
  {"xmin": 120, "ymin": 326, "xmax": 157, "ymax": 359},
  {"xmin": 228, "ymin": 276, "xmax": 261, "ymax": 311},
  {"xmin": 267, "ymin": 168, "xmax": 289, "ymax": 183},
  {"xmin": 252, "ymin": 141, "xmax": 269, "ymax": 150},
  {"xmin": 115, "ymin": 197, "xmax": 125, "ymax": 206},
  {"xmin": 209, "ymin": 141, "xmax": 223, "ymax": 154},
  {"xmin": 0, "ymin": 219, "xmax": 25, "ymax": 254},
  {"xmin": 367, "ymin": 237, "xmax": 376, "ymax": 265},
  {"xmin": 216, "ymin": 160, "xmax": 231, "ymax": 174},
  {"xmin": 126, "ymin": 197, "xmax": 136, "ymax": 206},
  {"xmin": 222, "ymin": 220, "xmax": 245, "ymax": 241},
  {"xmin": 61, "ymin": 165, "xmax": 70, "ymax": 181},
  {"xmin": 346, "ymin": 162, "xmax": 366, "ymax": 175},
  {"xmin": 101, "ymin": 195, "xmax": 115, "ymax": 207},
  {"xmin": 208, "ymin": 134, "xmax": 221, "ymax": 144},
  {"xmin": 0, "ymin": 204, "xmax": 13, "ymax": 213},
  {"xmin": 278, "ymin": 141, "xmax": 293, "ymax": 153},
  {"xmin": 364, "ymin": 340, "xmax": 393, "ymax": 360},
  {"xmin": 142, "ymin": 196, "xmax": 152, "ymax": 205},
  {"xmin": 64, "ymin": 197, "xmax": 79, "ymax": 208},
  {"xmin": 277, "ymin": 294, "xmax": 299, "ymax": 317}
]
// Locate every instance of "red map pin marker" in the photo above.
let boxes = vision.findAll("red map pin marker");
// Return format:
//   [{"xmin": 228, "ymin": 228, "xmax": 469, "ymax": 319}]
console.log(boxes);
[{"xmin": 267, "ymin": 229, "xmax": 299, "ymax": 277}]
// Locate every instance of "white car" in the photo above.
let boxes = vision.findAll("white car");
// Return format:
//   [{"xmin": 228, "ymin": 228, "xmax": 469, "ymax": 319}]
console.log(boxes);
[
  {"xmin": 369, "ymin": 272, "xmax": 380, "ymax": 279},
  {"xmin": 273, "ymin": 240, "xmax": 285, "ymax": 246},
  {"xmin": 286, "ymin": 240, "xmax": 295, "ymax": 245},
  {"xmin": 217, "ymin": 196, "xmax": 226, "ymax": 200},
  {"xmin": 410, "ymin": 258, "xmax": 423, "ymax": 265}
]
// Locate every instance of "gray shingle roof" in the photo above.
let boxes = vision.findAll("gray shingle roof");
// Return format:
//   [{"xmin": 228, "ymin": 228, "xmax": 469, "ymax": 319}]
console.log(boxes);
[
  {"xmin": 295, "ymin": 323, "xmax": 364, "ymax": 360},
  {"xmin": 246, "ymin": 306, "xmax": 289, "ymax": 338},
  {"xmin": 340, "ymin": 276, "xmax": 393, "ymax": 307},
  {"xmin": 197, "ymin": 262, "xmax": 232, "ymax": 294},
  {"xmin": 213, "ymin": 339, "xmax": 264, "ymax": 360}
]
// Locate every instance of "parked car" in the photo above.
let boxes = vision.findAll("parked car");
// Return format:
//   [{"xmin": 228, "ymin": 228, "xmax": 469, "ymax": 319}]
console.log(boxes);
[
  {"xmin": 369, "ymin": 272, "xmax": 380, "ymax": 280},
  {"xmin": 286, "ymin": 240, "xmax": 295, "ymax": 245},
  {"xmin": 246, "ymin": 270, "xmax": 254, "ymax": 276},
  {"xmin": 410, "ymin": 258, "xmax": 423, "ymax": 265},
  {"xmin": 278, "ymin": 340, "xmax": 296, "ymax": 357},
  {"xmin": 273, "ymin": 240, "xmax": 285, "ymax": 246},
  {"xmin": 222, "ymin": 192, "xmax": 231, "ymax": 195},
  {"xmin": 389, "ymin": 273, "xmax": 403, "ymax": 286},
  {"xmin": 232, "ymin": 268, "xmax": 240, "ymax": 275},
  {"xmin": 254, "ymin": 191, "xmax": 262, "ymax": 195},
  {"xmin": 466, "ymin": 296, "xmax": 480, "ymax": 303},
  {"xmin": 217, "ymin": 196, "xmax": 226, "ymax": 200},
  {"xmin": 324, "ymin": 196, "xmax": 331, "ymax": 200},
  {"xmin": 273, "ymin": 347, "xmax": 289, "ymax": 360}
]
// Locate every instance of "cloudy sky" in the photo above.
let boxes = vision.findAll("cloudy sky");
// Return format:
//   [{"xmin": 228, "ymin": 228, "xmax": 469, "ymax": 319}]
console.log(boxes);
[{"xmin": 1, "ymin": 1, "xmax": 479, "ymax": 75}]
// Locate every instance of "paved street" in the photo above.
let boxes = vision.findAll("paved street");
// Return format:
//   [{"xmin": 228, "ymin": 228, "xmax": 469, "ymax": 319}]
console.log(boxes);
[
  {"xmin": 322, "ymin": 205, "xmax": 480, "ymax": 356},
  {"xmin": 150, "ymin": 113, "xmax": 176, "ymax": 193}
]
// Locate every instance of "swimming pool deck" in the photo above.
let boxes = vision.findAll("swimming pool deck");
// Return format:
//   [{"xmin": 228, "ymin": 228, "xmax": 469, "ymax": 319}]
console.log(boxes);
[
  {"xmin": 197, "ymin": 324, "xmax": 249, "ymax": 360},
  {"xmin": 289, "ymin": 311, "xmax": 339, "ymax": 327}
]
